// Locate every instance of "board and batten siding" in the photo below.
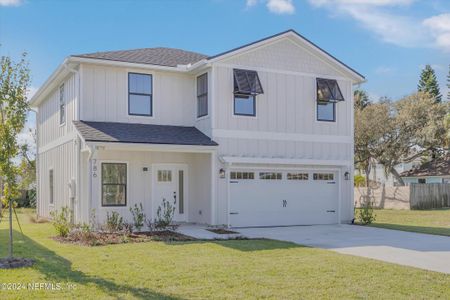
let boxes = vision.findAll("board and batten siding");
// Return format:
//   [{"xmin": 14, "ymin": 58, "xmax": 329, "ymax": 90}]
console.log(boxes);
[
  {"xmin": 83, "ymin": 150, "xmax": 212, "ymax": 225},
  {"xmin": 38, "ymin": 72, "xmax": 78, "ymax": 147},
  {"xmin": 37, "ymin": 141, "xmax": 76, "ymax": 218},
  {"xmin": 211, "ymin": 43, "xmax": 353, "ymax": 161},
  {"xmin": 80, "ymin": 64, "xmax": 196, "ymax": 126}
]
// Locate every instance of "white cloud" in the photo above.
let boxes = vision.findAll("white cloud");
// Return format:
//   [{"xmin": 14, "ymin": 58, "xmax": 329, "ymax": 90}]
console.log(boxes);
[
  {"xmin": 245, "ymin": 0, "xmax": 295, "ymax": 15},
  {"xmin": 0, "ymin": 0, "xmax": 22, "ymax": 6},
  {"xmin": 246, "ymin": 0, "xmax": 258, "ymax": 7},
  {"xmin": 423, "ymin": 13, "xmax": 450, "ymax": 52},
  {"xmin": 308, "ymin": 0, "xmax": 450, "ymax": 52},
  {"xmin": 266, "ymin": 0, "xmax": 295, "ymax": 14}
]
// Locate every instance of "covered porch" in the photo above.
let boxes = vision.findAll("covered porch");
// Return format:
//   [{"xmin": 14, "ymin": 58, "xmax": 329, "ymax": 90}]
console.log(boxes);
[{"xmin": 73, "ymin": 121, "xmax": 218, "ymax": 226}]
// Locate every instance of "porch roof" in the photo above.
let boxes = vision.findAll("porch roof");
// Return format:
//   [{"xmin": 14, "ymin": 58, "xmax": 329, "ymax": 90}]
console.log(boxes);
[{"xmin": 73, "ymin": 120, "xmax": 218, "ymax": 146}]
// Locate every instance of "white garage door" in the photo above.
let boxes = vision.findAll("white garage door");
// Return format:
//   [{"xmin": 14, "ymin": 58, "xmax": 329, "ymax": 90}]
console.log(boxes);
[{"xmin": 229, "ymin": 170, "xmax": 339, "ymax": 227}]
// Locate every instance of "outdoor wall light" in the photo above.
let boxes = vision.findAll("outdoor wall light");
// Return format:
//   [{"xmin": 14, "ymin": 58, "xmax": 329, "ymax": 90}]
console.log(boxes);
[
  {"xmin": 219, "ymin": 168, "xmax": 226, "ymax": 179},
  {"xmin": 344, "ymin": 171, "xmax": 350, "ymax": 180}
]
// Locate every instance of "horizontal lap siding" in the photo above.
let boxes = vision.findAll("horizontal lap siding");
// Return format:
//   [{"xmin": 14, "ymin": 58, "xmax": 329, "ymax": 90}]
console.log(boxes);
[{"xmin": 81, "ymin": 64, "xmax": 196, "ymax": 126}]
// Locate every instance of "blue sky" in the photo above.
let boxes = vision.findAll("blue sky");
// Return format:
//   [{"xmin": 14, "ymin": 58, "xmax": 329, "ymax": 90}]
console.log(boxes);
[{"xmin": 1, "ymin": 0, "xmax": 449, "ymax": 102}]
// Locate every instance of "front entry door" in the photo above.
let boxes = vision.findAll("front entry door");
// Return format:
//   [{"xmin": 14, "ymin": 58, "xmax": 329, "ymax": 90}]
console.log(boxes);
[{"xmin": 153, "ymin": 164, "xmax": 187, "ymax": 222}]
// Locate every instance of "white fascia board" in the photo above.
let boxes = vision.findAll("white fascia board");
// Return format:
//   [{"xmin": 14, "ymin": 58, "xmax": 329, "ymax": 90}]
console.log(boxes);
[
  {"xmin": 86, "ymin": 141, "xmax": 217, "ymax": 153},
  {"xmin": 70, "ymin": 56, "xmax": 187, "ymax": 73},
  {"xmin": 220, "ymin": 156, "xmax": 351, "ymax": 166},
  {"xmin": 29, "ymin": 58, "xmax": 71, "ymax": 107}
]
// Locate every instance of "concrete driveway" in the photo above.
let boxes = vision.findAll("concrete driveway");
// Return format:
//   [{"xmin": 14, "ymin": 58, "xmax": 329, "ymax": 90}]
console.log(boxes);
[{"xmin": 237, "ymin": 225, "xmax": 450, "ymax": 274}]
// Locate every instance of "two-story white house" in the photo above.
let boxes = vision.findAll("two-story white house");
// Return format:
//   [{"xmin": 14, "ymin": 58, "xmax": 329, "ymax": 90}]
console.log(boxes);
[{"xmin": 30, "ymin": 30, "xmax": 365, "ymax": 228}]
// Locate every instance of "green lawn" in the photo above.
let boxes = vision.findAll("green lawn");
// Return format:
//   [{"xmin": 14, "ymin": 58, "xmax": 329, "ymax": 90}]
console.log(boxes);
[
  {"xmin": 365, "ymin": 209, "xmax": 450, "ymax": 236},
  {"xmin": 0, "ymin": 209, "xmax": 449, "ymax": 299}
]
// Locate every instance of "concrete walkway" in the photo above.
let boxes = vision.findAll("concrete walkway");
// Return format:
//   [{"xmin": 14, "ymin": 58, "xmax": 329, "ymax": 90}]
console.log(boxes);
[
  {"xmin": 176, "ymin": 224, "xmax": 244, "ymax": 240},
  {"xmin": 237, "ymin": 225, "xmax": 450, "ymax": 274}
]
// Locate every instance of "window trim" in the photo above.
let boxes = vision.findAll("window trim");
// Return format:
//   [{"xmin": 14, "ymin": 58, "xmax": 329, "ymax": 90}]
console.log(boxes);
[
  {"xmin": 196, "ymin": 73, "xmax": 208, "ymax": 118},
  {"xmin": 128, "ymin": 72, "xmax": 153, "ymax": 117},
  {"xmin": 59, "ymin": 84, "xmax": 65, "ymax": 126},
  {"xmin": 101, "ymin": 162, "xmax": 128, "ymax": 207},
  {"xmin": 233, "ymin": 93, "xmax": 256, "ymax": 117},
  {"xmin": 316, "ymin": 101, "xmax": 336, "ymax": 122}
]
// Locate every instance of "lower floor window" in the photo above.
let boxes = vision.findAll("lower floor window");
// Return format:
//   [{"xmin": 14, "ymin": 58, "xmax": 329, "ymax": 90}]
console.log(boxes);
[{"xmin": 102, "ymin": 163, "xmax": 127, "ymax": 206}]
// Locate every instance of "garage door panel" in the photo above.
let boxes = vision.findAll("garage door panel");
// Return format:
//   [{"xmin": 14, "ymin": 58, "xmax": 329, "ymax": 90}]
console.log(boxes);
[{"xmin": 230, "ymin": 170, "xmax": 338, "ymax": 227}]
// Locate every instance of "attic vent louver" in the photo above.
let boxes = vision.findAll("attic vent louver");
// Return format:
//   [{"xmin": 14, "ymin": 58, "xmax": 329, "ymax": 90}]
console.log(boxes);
[
  {"xmin": 316, "ymin": 78, "xmax": 344, "ymax": 103},
  {"xmin": 233, "ymin": 69, "xmax": 264, "ymax": 95}
]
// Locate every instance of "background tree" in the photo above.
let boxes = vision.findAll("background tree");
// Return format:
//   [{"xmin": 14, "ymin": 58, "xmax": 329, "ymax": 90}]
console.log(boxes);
[
  {"xmin": 0, "ymin": 52, "xmax": 30, "ymax": 258},
  {"xmin": 354, "ymin": 89, "xmax": 369, "ymax": 111},
  {"xmin": 418, "ymin": 65, "xmax": 442, "ymax": 103},
  {"xmin": 447, "ymin": 64, "xmax": 449, "ymax": 102}
]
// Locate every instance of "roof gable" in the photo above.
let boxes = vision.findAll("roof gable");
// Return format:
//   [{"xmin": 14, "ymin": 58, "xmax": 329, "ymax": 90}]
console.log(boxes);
[{"xmin": 208, "ymin": 30, "xmax": 364, "ymax": 82}]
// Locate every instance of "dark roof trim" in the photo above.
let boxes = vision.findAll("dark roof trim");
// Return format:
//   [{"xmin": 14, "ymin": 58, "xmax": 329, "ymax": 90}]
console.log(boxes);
[{"xmin": 208, "ymin": 29, "xmax": 365, "ymax": 80}]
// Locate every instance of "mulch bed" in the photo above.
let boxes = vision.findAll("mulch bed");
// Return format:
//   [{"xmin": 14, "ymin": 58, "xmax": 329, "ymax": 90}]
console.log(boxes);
[
  {"xmin": 53, "ymin": 230, "xmax": 196, "ymax": 247},
  {"xmin": 0, "ymin": 257, "xmax": 34, "ymax": 269},
  {"xmin": 207, "ymin": 228, "xmax": 239, "ymax": 234}
]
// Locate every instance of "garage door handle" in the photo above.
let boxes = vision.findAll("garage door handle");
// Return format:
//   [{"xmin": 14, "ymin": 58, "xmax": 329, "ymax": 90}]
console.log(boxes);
[
  {"xmin": 230, "ymin": 181, "xmax": 239, "ymax": 184},
  {"xmin": 327, "ymin": 182, "xmax": 336, "ymax": 184},
  {"xmin": 326, "ymin": 210, "xmax": 336, "ymax": 213},
  {"xmin": 230, "ymin": 212, "xmax": 239, "ymax": 215}
]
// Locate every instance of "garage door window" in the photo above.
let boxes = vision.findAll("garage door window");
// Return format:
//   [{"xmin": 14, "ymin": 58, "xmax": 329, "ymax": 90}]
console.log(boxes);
[
  {"xmin": 259, "ymin": 172, "xmax": 282, "ymax": 180},
  {"xmin": 313, "ymin": 173, "xmax": 334, "ymax": 180},
  {"xmin": 287, "ymin": 173, "xmax": 309, "ymax": 180},
  {"xmin": 230, "ymin": 172, "xmax": 254, "ymax": 180}
]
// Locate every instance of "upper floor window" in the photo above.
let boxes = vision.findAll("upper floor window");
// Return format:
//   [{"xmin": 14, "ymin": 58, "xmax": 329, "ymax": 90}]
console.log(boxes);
[
  {"xmin": 197, "ymin": 73, "xmax": 208, "ymax": 118},
  {"xmin": 59, "ymin": 84, "xmax": 65, "ymax": 125},
  {"xmin": 233, "ymin": 69, "xmax": 263, "ymax": 117},
  {"xmin": 316, "ymin": 78, "xmax": 344, "ymax": 122},
  {"xmin": 128, "ymin": 73, "xmax": 152, "ymax": 116}
]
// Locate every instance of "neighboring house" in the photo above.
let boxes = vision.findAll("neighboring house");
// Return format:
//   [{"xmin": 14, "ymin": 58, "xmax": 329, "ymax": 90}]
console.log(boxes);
[
  {"xmin": 356, "ymin": 159, "xmax": 421, "ymax": 187},
  {"xmin": 30, "ymin": 30, "xmax": 364, "ymax": 228},
  {"xmin": 401, "ymin": 155, "xmax": 450, "ymax": 185}
]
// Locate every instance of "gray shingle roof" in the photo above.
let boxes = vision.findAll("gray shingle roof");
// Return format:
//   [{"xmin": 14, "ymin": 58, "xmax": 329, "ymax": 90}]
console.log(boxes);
[
  {"xmin": 72, "ymin": 47, "xmax": 208, "ymax": 67},
  {"xmin": 73, "ymin": 121, "xmax": 218, "ymax": 146},
  {"xmin": 400, "ymin": 155, "xmax": 450, "ymax": 177}
]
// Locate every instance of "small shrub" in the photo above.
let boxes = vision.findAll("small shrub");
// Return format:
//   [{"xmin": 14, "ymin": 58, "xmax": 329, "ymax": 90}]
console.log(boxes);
[
  {"xmin": 145, "ymin": 218, "xmax": 155, "ymax": 232},
  {"xmin": 130, "ymin": 203, "xmax": 145, "ymax": 232},
  {"xmin": 122, "ymin": 222, "xmax": 133, "ymax": 234},
  {"xmin": 104, "ymin": 211, "xmax": 124, "ymax": 233},
  {"xmin": 155, "ymin": 198, "xmax": 175, "ymax": 230},
  {"xmin": 354, "ymin": 175, "xmax": 366, "ymax": 187},
  {"xmin": 358, "ymin": 197, "xmax": 376, "ymax": 225},
  {"xmin": 50, "ymin": 206, "xmax": 72, "ymax": 237},
  {"xmin": 89, "ymin": 209, "xmax": 97, "ymax": 230}
]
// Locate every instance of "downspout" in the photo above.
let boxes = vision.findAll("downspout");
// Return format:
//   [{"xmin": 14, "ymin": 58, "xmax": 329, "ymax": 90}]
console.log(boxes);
[{"xmin": 86, "ymin": 144, "xmax": 96, "ymax": 225}]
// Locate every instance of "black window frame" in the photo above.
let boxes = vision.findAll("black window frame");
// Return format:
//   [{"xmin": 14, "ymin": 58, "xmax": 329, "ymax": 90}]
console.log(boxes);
[
  {"xmin": 234, "ymin": 93, "xmax": 256, "ymax": 117},
  {"xmin": 128, "ymin": 72, "xmax": 153, "ymax": 117},
  {"xmin": 101, "ymin": 163, "xmax": 127, "ymax": 207},
  {"xmin": 316, "ymin": 102, "xmax": 336, "ymax": 122},
  {"xmin": 197, "ymin": 73, "xmax": 208, "ymax": 118},
  {"xmin": 418, "ymin": 178, "xmax": 426, "ymax": 184}
]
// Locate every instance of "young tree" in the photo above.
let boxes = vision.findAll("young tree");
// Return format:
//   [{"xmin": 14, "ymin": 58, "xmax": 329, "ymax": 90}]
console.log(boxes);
[
  {"xmin": 418, "ymin": 65, "xmax": 442, "ymax": 103},
  {"xmin": 0, "ymin": 53, "xmax": 30, "ymax": 258}
]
